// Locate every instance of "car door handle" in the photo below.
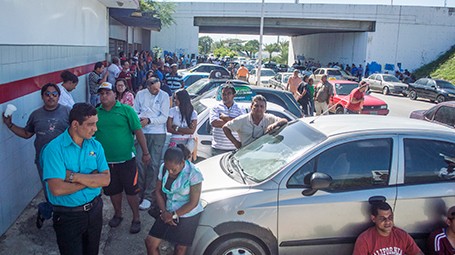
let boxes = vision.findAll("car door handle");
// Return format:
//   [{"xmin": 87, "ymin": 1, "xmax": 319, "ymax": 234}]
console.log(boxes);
[
  {"xmin": 368, "ymin": 196, "xmax": 386, "ymax": 204},
  {"xmin": 201, "ymin": 140, "xmax": 212, "ymax": 145}
]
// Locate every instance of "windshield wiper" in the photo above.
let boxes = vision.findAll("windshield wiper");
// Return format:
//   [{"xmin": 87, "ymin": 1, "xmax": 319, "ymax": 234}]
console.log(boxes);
[{"xmin": 230, "ymin": 156, "xmax": 247, "ymax": 184}]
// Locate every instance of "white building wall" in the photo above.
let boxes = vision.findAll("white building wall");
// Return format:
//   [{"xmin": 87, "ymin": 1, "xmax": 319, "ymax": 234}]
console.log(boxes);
[{"xmin": 0, "ymin": 0, "xmax": 108, "ymax": 235}]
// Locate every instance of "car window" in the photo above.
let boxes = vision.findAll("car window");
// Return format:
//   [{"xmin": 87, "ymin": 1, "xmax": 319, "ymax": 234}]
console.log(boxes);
[
  {"xmin": 383, "ymin": 75, "xmax": 400, "ymax": 82},
  {"xmin": 327, "ymin": 70, "xmax": 342, "ymax": 76},
  {"xmin": 369, "ymin": 74, "xmax": 376, "ymax": 80},
  {"xmin": 375, "ymin": 75, "xmax": 382, "ymax": 81},
  {"xmin": 261, "ymin": 93, "xmax": 286, "ymax": 109},
  {"xmin": 186, "ymin": 79, "xmax": 208, "ymax": 94},
  {"xmin": 426, "ymin": 80, "xmax": 436, "ymax": 87},
  {"xmin": 415, "ymin": 79, "xmax": 428, "ymax": 85},
  {"xmin": 436, "ymin": 80, "xmax": 455, "ymax": 89},
  {"xmin": 314, "ymin": 69, "xmax": 320, "ymax": 75},
  {"xmin": 251, "ymin": 69, "xmax": 256, "ymax": 75},
  {"xmin": 288, "ymin": 138, "xmax": 393, "ymax": 191},
  {"xmin": 404, "ymin": 139, "xmax": 455, "ymax": 184},
  {"xmin": 267, "ymin": 110, "xmax": 292, "ymax": 121},
  {"xmin": 197, "ymin": 118, "xmax": 211, "ymax": 135},
  {"xmin": 434, "ymin": 106, "xmax": 455, "ymax": 127}
]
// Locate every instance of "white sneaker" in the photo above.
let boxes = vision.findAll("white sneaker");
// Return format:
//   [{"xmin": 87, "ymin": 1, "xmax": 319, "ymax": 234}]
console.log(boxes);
[{"xmin": 139, "ymin": 199, "xmax": 151, "ymax": 210}]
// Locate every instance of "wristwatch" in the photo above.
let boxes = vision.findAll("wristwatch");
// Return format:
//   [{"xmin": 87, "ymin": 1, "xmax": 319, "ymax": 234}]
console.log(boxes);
[
  {"xmin": 175, "ymin": 126, "xmax": 180, "ymax": 132},
  {"xmin": 68, "ymin": 172, "xmax": 75, "ymax": 183},
  {"xmin": 172, "ymin": 211, "xmax": 179, "ymax": 220}
]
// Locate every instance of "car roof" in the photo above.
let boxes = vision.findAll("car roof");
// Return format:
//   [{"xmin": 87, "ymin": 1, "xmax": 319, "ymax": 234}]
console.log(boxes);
[
  {"xmin": 302, "ymin": 115, "xmax": 454, "ymax": 137},
  {"xmin": 199, "ymin": 98, "xmax": 289, "ymax": 113},
  {"xmin": 183, "ymin": 72, "xmax": 209, "ymax": 77},
  {"xmin": 328, "ymin": 79, "xmax": 358, "ymax": 84}
]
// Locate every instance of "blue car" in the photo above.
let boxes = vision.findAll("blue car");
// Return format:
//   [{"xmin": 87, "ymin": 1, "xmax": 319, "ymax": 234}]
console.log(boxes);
[{"xmin": 182, "ymin": 72, "xmax": 209, "ymax": 88}]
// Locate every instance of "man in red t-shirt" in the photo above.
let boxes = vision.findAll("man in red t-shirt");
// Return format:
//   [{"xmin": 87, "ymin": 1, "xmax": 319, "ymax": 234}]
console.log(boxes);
[
  {"xmin": 353, "ymin": 201, "xmax": 423, "ymax": 255},
  {"xmin": 428, "ymin": 206, "xmax": 455, "ymax": 255},
  {"xmin": 345, "ymin": 80, "xmax": 368, "ymax": 114}
]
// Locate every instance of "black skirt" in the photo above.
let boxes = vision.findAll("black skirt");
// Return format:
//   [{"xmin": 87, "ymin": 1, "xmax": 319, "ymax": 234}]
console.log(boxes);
[{"xmin": 148, "ymin": 212, "xmax": 202, "ymax": 246}]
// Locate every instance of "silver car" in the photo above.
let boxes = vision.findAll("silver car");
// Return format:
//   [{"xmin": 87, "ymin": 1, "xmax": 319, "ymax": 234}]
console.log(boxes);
[
  {"xmin": 189, "ymin": 115, "xmax": 455, "ymax": 255},
  {"xmin": 363, "ymin": 73, "xmax": 408, "ymax": 96}
]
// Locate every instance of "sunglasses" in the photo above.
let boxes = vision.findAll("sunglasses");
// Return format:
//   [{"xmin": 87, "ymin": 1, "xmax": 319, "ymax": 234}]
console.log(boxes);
[{"xmin": 44, "ymin": 91, "xmax": 59, "ymax": 97}]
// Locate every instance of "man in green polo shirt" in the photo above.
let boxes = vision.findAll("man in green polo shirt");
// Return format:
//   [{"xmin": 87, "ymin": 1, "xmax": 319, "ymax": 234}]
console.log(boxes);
[
  {"xmin": 42, "ymin": 103, "xmax": 111, "ymax": 255},
  {"xmin": 95, "ymin": 82, "xmax": 151, "ymax": 234}
]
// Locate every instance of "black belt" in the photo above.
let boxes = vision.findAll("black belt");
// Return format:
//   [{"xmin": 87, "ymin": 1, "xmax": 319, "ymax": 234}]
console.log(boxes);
[{"xmin": 53, "ymin": 196, "xmax": 101, "ymax": 213}]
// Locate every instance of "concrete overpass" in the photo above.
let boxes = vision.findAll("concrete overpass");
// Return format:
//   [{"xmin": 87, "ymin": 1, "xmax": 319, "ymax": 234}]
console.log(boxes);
[{"xmin": 151, "ymin": 2, "xmax": 455, "ymax": 71}]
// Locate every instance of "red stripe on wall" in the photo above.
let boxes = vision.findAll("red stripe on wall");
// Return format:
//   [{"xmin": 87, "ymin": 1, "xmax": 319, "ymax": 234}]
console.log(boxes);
[{"xmin": 0, "ymin": 63, "xmax": 98, "ymax": 104}]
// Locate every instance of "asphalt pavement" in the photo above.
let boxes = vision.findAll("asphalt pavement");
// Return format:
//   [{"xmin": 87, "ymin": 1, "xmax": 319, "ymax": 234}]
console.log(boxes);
[{"xmin": 0, "ymin": 191, "xmax": 174, "ymax": 255}]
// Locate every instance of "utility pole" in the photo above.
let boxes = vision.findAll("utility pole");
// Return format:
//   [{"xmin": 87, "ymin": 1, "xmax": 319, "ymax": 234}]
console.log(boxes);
[{"xmin": 257, "ymin": 0, "xmax": 265, "ymax": 86}]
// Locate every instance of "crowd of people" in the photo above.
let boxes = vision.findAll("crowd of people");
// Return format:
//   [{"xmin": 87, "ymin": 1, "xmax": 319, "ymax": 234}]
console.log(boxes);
[{"xmin": 1, "ymin": 51, "xmax": 451, "ymax": 254}]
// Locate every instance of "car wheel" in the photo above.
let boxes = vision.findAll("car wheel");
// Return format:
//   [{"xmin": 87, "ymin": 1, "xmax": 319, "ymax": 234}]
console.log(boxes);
[
  {"xmin": 408, "ymin": 90, "xmax": 417, "ymax": 100},
  {"xmin": 436, "ymin": 95, "xmax": 445, "ymax": 104},
  {"xmin": 206, "ymin": 236, "xmax": 267, "ymax": 255},
  {"xmin": 382, "ymin": 86, "xmax": 390, "ymax": 95},
  {"xmin": 335, "ymin": 106, "xmax": 344, "ymax": 114}
]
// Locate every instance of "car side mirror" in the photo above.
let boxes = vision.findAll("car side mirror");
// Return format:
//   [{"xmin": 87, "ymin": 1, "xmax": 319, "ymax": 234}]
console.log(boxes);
[
  {"xmin": 366, "ymin": 90, "xmax": 371, "ymax": 95},
  {"xmin": 302, "ymin": 172, "xmax": 332, "ymax": 196}
]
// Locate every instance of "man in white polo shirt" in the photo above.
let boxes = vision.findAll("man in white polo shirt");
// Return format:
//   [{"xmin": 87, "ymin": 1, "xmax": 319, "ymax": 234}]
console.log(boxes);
[
  {"xmin": 223, "ymin": 95, "xmax": 288, "ymax": 149},
  {"xmin": 133, "ymin": 77, "xmax": 170, "ymax": 210},
  {"xmin": 209, "ymin": 84, "xmax": 246, "ymax": 156}
]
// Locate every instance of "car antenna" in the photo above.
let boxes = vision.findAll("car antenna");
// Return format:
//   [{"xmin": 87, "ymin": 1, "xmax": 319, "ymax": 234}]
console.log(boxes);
[{"xmin": 309, "ymin": 98, "xmax": 348, "ymax": 124}]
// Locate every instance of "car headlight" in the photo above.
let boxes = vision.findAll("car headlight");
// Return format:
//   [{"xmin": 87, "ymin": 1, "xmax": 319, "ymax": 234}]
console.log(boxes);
[
  {"xmin": 380, "ymin": 105, "xmax": 388, "ymax": 109},
  {"xmin": 448, "ymin": 93, "xmax": 455, "ymax": 97}
]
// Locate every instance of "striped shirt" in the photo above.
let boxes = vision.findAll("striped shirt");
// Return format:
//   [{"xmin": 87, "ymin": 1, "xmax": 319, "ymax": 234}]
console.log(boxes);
[
  {"xmin": 165, "ymin": 73, "xmax": 183, "ymax": 94},
  {"xmin": 209, "ymin": 102, "xmax": 246, "ymax": 150}
]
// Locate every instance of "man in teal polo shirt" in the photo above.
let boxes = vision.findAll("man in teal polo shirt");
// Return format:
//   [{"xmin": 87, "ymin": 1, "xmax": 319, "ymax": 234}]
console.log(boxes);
[
  {"xmin": 42, "ymin": 103, "xmax": 110, "ymax": 255},
  {"xmin": 95, "ymin": 82, "xmax": 151, "ymax": 234}
]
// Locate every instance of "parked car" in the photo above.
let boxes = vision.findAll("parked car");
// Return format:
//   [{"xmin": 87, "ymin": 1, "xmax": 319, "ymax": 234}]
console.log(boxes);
[
  {"xmin": 249, "ymin": 68, "xmax": 276, "ymax": 86},
  {"xmin": 186, "ymin": 78, "xmax": 248, "ymax": 99},
  {"xmin": 408, "ymin": 78, "xmax": 455, "ymax": 103},
  {"xmin": 338, "ymin": 68, "xmax": 359, "ymax": 82},
  {"xmin": 410, "ymin": 101, "xmax": 455, "ymax": 129},
  {"xmin": 188, "ymin": 115, "xmax": 455, "ymax": 255},
  {"xmin": 328, "ymin": 80, "xmax": 389, "ymax": 115},
  {"xmin": 269, "ymin": 72, "xmax": 293, "ymax": 90},
  {"xmin": 193, "ymin": 97, "xmax": 297, "ymax": 160},
  {"xmin": 310, "ymin": 68, "xmax": 344, "ymax": 83},
  {"xmin": 263, "ymin": 61, "xmax": 277, "ymax": 71},
  {"xmin": 192, "ymin": 84, "xmax": 303, "ymax": 118},
  {"xmin": 276, "ymin": 64, "xmax": 289, "ymax": 72},
  {"xmin": 179, "ymin": 63, "xmax": 229, "ymax": 77},
  {"xmin": 182, "ymin": 72, "xmax": 209, "ymax": 88},
  {"xmin": 363, "ymin": 73, "xmax": 408, "ymax": 96}
]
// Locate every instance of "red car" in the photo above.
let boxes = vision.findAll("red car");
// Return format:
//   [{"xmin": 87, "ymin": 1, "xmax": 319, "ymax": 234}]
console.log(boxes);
[{"xmin": 327, "ymin": 80, "xmax": 389, "ymax": 115}]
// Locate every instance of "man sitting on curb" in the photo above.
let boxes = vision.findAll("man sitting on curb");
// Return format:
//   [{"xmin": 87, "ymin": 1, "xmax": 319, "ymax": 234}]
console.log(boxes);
[
  {"xmin": 353, "ymin": 201, "xmax": 424, "ymax": 255},
  {"xmin": 223, "ymin": 95, "xmax": 287, "ymax": 149}
]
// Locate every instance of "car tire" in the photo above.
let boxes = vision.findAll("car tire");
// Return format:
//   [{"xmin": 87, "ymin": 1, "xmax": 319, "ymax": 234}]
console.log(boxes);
[
  {"xmin": 436, "ymin": 95, "xmax": 445, "ymax": 104},
  {"xmin": 409, "ymin": 90, "xmax": 417, "ymax": 100},
  {"xmin": 335, "ymin": 106, "xmax": 344, "ymax": 114},
  {"xmin": 382, "ymin": 86, "xmax": 390, "ymax": 95},
  {"xmin": 206, "ymin": 236, "xmax": 267, "ymax": 255}
]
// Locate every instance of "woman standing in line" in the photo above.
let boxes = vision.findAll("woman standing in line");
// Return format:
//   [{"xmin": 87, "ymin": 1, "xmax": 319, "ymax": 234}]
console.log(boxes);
[
  {"xmin": 145, "ymin": 145, "xmax": 204, "ymax": 255},
  {"xmin": 115, "ymin": 78, "xmax": 135, "ymax": 107}
]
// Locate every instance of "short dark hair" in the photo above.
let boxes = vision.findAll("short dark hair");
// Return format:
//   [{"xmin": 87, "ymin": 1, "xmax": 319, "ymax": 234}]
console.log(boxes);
[
  {"xmin": 371, "ymin": 201, "xmax": 392, "ymax": 216},
  {"xmin": 69, "ymin": 103, "xmax": 97, "ymax": 125},
  {"xmin": 94, "ymin": 62, "xmax": 104, "ymax": 70},
  {"xmin": 41, "ymin": 83, "xmax": 61, "ymax": 96},
  {"xmin": 146, "ymin": 78, "xmax": 160, "ymax": 87},
  {"xmin": 221, "ymin": 84, "xmax": 236, "ymax": 95},
  {"xmin": 60, "ymin": 70, "xmax": 79, "ymax": 83},
  {"xmin": 164, "ymin": 144, "xmax": 191, "ymax": 164},
  {"xmin": 252, "ymin": 94, "xmax": 267, "ymax": 106}
]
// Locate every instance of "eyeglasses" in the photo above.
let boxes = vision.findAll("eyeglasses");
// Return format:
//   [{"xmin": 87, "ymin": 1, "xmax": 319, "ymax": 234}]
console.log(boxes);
[
  {"xmin": 44, "ymin": 91, "xmax": 59, "ymax": 97},
  {"xmin": 377, "ymin": 215, "xmax": 394, "ymax": 222}
]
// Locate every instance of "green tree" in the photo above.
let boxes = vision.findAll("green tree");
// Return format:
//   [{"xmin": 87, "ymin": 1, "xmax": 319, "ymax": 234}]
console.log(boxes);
[
  {"xmin": 243, "ymin": 40, "xmax": 260, "ymax": 58},
  {"xmin": 139, "ymin": 0, "xmax": 176, "ymax": 28},
  {"xmin": 278, "ymin": 41, "xmax": 289, "ymax": 64},
  {"xmin": 264, "ymin": 43, "xmax": 280, "ymax": 62},
  {"xmin": 198, "ymin": 36, "xmax": 213, "ymax": 55},
  {"xmin": 213, "ymin": 47, "xmax": 236, "ymax": 58}
]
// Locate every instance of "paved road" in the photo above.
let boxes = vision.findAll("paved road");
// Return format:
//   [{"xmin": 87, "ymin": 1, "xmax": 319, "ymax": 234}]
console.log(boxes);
[{"xmin": 369, "ymin": 92, "xmax": 435, "ymax": 118}]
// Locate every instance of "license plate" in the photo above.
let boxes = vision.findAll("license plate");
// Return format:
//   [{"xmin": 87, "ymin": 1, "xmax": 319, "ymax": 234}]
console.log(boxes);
[{"xmin": 370, "ymin": 111, "xmax": 378, "ymax": 115}]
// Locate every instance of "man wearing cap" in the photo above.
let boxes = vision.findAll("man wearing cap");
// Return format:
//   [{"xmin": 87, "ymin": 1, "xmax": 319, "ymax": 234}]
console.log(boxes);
[
  {"xmin": 95, "ymin": 82, "xmax": 151, "ymax": 234},
  {"xmin": 353, "ymin": 201, "xmax": 423, "ymax": 255},
  {"xmin": 345, "ymin": 81, "xmax": 368, "ymax": 114},
  {"xmin": 133, "ymin": 78, "xmax": 170, "ymax": 210},
  {"xmin": 209, "ymin": 84, "xmax": 246, "ymax": 155},
  {"xmin": 428, "ymin": 206, "xmax": 455, "ymax": 255},
  {"xmin": 41, "ymin": 103, "xmax": 110, "ymax": 255},
  {"xmin": 314, "ymin": 74, "xmax": 334, "ymax": 116},
  {"xmin": 164, "ymin": 63, "xmax": 184, "ymax": 94}
]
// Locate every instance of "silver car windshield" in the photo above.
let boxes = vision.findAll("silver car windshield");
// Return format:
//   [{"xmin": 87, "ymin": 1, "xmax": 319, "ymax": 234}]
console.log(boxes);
[{"xmin": 232, "ymin": 121, "xmax": 326, "ymax": 182}]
